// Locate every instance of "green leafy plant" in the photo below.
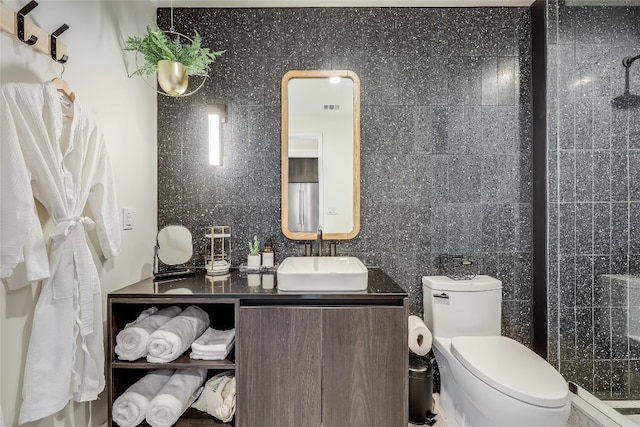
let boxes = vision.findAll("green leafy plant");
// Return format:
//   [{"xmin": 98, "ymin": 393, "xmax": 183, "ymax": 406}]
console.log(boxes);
[
  {"xmin": 248, "ymin": 235, "xmax": 260, "ymax": 256},
  {"xmin": 124, "ymin": 25, "xmax": 224, "ymax": 77}
]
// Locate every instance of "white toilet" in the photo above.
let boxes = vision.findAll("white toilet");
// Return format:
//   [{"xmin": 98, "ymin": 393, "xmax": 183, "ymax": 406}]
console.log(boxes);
[{"xmin": 422, "ymin": 275, "xmax": 570, "ymax": 427}]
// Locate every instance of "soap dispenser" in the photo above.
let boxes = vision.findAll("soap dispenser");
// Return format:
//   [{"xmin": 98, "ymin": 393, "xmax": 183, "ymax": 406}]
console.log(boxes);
[{"xmin": 262, "ymin": 240, "xmax": 275, "ymax": 268}]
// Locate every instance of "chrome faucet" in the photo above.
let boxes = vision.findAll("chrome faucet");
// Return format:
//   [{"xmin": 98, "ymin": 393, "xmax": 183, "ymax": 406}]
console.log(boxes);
[{"xmin": 317, "ymin": 226, "xmax": 323, "ymax": 256}]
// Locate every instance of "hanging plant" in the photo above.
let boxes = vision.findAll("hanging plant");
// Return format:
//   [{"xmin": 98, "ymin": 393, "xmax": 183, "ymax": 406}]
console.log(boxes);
[{"xmin": 124, "ymin": 24, "xmax": 225, "ymax": 78}]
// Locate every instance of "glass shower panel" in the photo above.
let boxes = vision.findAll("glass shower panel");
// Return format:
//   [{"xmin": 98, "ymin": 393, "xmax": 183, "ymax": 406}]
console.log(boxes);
[{"xmin": 550, "ymin": 0, "xmax": 640, "ymax": 420}]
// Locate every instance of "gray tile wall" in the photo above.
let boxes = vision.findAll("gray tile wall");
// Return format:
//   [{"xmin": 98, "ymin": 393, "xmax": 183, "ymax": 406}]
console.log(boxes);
[
  {"xmin": 157, "ymin": 7, "xmax": 533, "ymax": 344},
  {"xmin": 548, "ymin": 0, "xmax": 640, "ymax": 399}
]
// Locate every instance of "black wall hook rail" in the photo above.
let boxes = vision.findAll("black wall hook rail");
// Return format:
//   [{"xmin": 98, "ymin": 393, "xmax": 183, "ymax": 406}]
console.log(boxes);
[
  {"xmin": 51, "ymin": 24, "xmax": 69, "ymax": 63},
  {"xmin": 17, "ymin": 0, "xmax": 38, "ymax": 45},
  {"xmin": 0, "ymin": 1, "xmax": 71, "ymax": 63}
]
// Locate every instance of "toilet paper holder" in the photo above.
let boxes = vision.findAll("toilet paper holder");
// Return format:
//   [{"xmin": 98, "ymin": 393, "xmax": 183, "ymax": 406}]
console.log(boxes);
[{"xmin": 408, "ymin": 315, "xmax": 432, "ymax": 356}]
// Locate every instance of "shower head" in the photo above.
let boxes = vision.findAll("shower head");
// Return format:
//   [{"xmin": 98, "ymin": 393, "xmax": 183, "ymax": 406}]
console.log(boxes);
[
  {"xmin": 612, "ymin": 92, "xmax": 640, "ymax": 108},
  {"xmin": 613, "ymin": 54, "xmax": 640, "ymax": 109}
]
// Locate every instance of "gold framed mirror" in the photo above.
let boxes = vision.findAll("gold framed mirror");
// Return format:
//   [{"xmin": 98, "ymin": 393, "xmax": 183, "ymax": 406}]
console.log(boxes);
[{"xmin": 281, "ymin": 70, "xmax": 360, "ymax": 240}]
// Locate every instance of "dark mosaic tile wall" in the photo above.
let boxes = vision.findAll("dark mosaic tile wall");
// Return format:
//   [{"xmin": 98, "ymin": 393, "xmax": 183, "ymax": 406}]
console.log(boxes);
[
  {"xmin": 547, "ymin": 0, "xmax": 640, "ymax": 399},
  {"xmin": 157, "ymin": 7, "xmax": 533, "ymax": 344}
]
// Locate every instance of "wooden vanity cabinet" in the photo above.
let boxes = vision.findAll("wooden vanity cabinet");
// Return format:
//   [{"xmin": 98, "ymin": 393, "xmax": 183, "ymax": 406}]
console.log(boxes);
[
  {"xmin": 236, "ymin": 306, "xmax": 322, "ymax": 427},
  {"xmin": 107, "ymin": 270, "xmax": 408, "ymax": 427},
  {"xmin": 321, "ymin": 305, "xmax": 408, "ymax": 427},
  {"xmin": 236, "ymin": 300, "xmax": 408, "ymax": 427}
]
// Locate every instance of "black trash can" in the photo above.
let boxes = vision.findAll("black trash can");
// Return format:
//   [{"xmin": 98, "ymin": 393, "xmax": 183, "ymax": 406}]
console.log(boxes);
[{"xmin": 409, "ymin": 353, "xmax": 434, "ymax": 424}]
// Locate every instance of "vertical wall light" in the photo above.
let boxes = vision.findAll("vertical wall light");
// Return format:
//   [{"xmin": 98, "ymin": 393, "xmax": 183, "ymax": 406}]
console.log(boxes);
[{"xmin": 208, "ymin": 104, "xmax": 226, "ymax": 166}]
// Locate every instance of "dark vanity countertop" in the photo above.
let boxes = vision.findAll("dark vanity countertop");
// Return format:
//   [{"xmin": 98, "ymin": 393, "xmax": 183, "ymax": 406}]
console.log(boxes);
[{"xmin": 108, "ymin": 267, "xmax": 407, "ymax": 302}]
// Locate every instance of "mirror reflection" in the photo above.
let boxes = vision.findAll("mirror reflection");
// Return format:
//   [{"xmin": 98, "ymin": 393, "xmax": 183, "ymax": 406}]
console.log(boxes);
[{"xmin": 281, "ymin": 70, "xmax": 360, "ymax": 241}]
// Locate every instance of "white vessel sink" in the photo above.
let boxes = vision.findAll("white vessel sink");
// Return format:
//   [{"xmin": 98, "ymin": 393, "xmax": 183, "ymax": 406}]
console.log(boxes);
[{"xmin": 277, "ymin": 256, "xmax": 368, "ymax": 292}]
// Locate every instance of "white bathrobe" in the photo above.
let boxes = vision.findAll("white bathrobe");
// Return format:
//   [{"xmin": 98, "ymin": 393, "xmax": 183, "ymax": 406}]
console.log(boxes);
[{"xmin": 0, "ymin": 82, "xmax": 121, "ymax": 424}]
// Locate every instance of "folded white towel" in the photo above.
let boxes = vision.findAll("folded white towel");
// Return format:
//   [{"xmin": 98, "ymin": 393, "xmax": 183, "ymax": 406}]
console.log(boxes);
[
  {"xmin": 190, "ymin": 347, "xmax": 233, "ymax": 361},
  {"xmin": 112, "ymin": 369, "xmax": 173, "ymax": 427},
  {"xmin": 146, "ymin": 368, "xmax": 207, "ymax": 427},
  {"xmin": 191, "ymin": 371, "xmax": 236, "ymax": 423},
  {"xmin": 115, "ymin": 306, "xmax": 182, "ymax": 361},
  {"xmin": 146, "ymin": 305, "xmax": 210, "ymax": 363},
  {"xmin": 191, "ymin": 327, "xmax": 235, "ymax": 353},
  {"xmin": 189, "ymin": 327, "xmax": 235, "ymax": 360}
]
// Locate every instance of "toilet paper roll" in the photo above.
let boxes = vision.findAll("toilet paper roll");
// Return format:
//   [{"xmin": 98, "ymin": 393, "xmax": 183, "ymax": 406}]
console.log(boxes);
[{"xmin": 408, "ymin": 315, "xmax": 432, "ymax": 356}]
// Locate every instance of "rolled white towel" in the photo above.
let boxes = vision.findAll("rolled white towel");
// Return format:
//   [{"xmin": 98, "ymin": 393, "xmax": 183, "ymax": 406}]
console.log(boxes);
[
  {"xmin": 146, "ymin": 305, "xmax": 210, "ymax": 363},
  {"xmin": 112, "ymin": 369, "xmax": 173, "ymax": 427},
  {"xmin": 134, "ymin": 306, "xmax": 159, "ymax": 321},
  {"xmin": 191, "ymin": 371, "xmax": 236, "ymax": 423},
  {"xmin": 115, "ymin": 306, "xmax": 182, "ymax": 361},
  {"xmin": 146, "ymin": 368, "xmax": 207, "ymax": 427}
]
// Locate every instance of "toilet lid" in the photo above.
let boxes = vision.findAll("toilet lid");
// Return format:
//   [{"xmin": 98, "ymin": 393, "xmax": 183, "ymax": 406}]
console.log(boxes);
[{"xmin": 451, "ymin": 336, "xmax": 568, "ymax": 408}]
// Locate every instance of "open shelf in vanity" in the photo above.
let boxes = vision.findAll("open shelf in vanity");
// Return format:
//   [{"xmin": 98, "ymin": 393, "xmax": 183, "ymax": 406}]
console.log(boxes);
[
  {"xmin": 107, "ymin": 268, "xmax": 408, "ymax": 427},
  {"xmin": 107, "ymin": 296, "xmax": 237, "ymax": 427}
]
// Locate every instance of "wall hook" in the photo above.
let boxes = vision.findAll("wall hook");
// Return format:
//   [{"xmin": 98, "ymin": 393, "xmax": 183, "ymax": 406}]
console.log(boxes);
[
  {"xmin": 17, "ymin": 1, "xmax": 38, "ymax": 45},
  {"xmin": 50, "ymin": 24, "xmax": 69, "ymax": 63}
]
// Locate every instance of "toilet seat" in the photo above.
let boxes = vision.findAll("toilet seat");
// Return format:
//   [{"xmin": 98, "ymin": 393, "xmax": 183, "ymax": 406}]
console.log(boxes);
[{"xmin": 451, "ymin": 336, "xmax": 568, "ymax": 408}]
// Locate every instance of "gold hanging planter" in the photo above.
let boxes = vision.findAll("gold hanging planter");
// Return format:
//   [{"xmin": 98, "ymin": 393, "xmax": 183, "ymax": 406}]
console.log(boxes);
[
  {"xmin": 157, "ymin": 60, "xmax": 188, "ymax": 96},
  {"xmin": 129, "ymin": 31, "xmax": 210, "ymax": 98},
  {"xmin": 123, "ymin": 0, "xmax": 225, "ymax": 98}
]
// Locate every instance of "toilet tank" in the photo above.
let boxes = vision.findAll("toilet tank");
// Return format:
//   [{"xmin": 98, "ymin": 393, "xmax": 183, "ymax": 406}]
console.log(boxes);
[{"xmin": 422, "ymin": 275, "xmax": 502, "ymax": 338}]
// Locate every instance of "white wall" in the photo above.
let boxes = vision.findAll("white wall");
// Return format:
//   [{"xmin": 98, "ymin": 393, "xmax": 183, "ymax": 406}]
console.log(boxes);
[{"xmin": 0, "ymin": 1, "xmax": 157, "ymax": 425}]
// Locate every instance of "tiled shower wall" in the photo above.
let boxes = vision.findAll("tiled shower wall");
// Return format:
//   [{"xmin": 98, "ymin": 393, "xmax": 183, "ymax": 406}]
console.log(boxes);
[
  {"xmin": 547, "ymin": 1, "xmax": 640, "ymax": 399},
  {"xmin": 157, "ymin": 7, "xmax": 533, "ymax": 343}
]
